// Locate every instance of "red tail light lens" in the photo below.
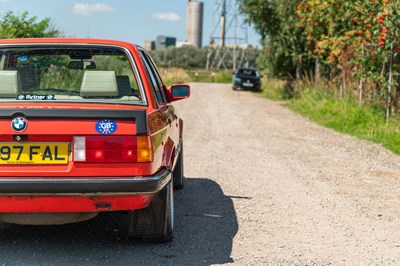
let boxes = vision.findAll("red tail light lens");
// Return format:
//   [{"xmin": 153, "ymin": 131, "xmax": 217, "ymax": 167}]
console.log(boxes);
[{"xmin": 73, "ymin": 136, "xmax": 153, "ymax": 163}]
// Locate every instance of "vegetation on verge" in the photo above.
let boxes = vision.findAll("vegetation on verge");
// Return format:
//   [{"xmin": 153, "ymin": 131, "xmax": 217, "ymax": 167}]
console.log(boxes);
[
  {"xmin": 257, "ymin": 79, "xmax": 286, "ymax": 101},
  {"xmin": 158, "ymin": 67, "xmax": 232, "ymax": 86},
  {"xmin": 239, "ymin": 0, "xmax": 400, "ymax": 115},
  {"xmin": 237, "ymin": 0, "xmax": 400, "ymax": 154},
  {"xmin": 259, "ymin": 79, "xmax": 400, "ymax": 154},
  {"xmin": 150, "ymin": 45, "xmax": 260, "ymax": 70}
]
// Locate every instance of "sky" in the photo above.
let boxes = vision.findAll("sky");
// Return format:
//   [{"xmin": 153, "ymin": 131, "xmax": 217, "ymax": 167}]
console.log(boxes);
[{"xmin": 0, "ymin": 0, "xmax": 261, "ymax": 47}]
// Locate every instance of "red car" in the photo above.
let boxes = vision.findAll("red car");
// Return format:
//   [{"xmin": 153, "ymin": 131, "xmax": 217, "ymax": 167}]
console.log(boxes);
[{"xmin": 0, "ymin": 38, "xmax": 190, "ymax": 243}]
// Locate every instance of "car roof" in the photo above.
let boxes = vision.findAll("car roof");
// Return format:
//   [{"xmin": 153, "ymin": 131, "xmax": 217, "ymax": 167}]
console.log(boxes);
[
  {"xmin": 238, "ymin": 67, "xmax": 258, "ymax": 71},
  {"xmin": 0, "ymin": 38, "xmax": 137, "ymax": 48}
]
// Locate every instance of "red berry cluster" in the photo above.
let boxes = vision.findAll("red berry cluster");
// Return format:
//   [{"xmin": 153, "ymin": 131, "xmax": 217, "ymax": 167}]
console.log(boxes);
[{"xmin": 378, "ymin": 26, "xmax": 388, "ymax": 47}]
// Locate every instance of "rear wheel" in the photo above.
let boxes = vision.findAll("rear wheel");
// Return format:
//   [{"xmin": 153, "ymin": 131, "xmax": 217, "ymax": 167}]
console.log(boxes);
[
  {"xmin": 173, "ymin": 145, "xmax": 184, "ymax": 190},
  {"xmin": 128, "ymin": 181, "xmax": 174, "ymax": 243}
]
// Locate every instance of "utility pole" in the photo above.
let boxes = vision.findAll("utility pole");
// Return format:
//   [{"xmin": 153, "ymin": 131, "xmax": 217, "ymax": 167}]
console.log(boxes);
[
  {"xmin": 219, "ymin": 0, "xmax": 226, "ymax": 48},
  {"xmin": 206, "ymin": 0, "xmax": 249, "ymax": 70}
]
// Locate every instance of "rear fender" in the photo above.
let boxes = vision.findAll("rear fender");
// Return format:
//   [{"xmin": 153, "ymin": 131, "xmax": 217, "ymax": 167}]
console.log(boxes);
[
  {"xmin": 178, "ymin": 118, "xmax": 184, "ymax": 141},
  {"xmin": 162, "ymin": 138, "xmax": 176, "ymax": 169}
]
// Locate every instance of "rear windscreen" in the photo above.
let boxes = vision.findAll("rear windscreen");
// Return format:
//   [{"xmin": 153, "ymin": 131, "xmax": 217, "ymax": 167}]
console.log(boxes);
[
  {"xmin": 0, "ymin": 45, "xmax": 144, "ymax": 104},
  {"xmin": 237, "ymin": 69, "xmax": 258, "ymax": 77}
]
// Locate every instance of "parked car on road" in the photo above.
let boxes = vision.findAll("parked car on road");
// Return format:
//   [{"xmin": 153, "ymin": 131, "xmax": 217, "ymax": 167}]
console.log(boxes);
[
  {"xmin": 232, "ymin": 67, "xmax": 262, "ymax": 91},
  {"xmin": 0, "ymin": 38, "xmax": 190, "ymax": 243}
]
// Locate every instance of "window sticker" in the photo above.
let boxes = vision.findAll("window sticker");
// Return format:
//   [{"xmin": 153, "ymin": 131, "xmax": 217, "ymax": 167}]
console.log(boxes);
[
  {"xmin": 19, "ymin": 55, "xmax": 28, "ymax": 61},
  {"xmin": 96, "ymin": 119, "xmax": 118, "ymax": 135},
  {"xmin": 17, "ymin": 95, "xmax": 55, "ymax": 100}
]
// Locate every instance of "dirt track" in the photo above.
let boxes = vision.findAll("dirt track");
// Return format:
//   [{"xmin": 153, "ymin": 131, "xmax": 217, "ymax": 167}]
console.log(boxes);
[
  {"xmin": 1, "ymin": 82, "xmax": 400, "ymax": 265},
  {"xmin": 176, "ymin": 83, "xmax": 400, "ymax": 265}
]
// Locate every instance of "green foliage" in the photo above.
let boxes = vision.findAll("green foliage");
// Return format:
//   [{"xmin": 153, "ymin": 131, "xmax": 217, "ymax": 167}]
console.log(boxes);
[
  {"xmin": 150, "ymin": 46, "xmax": 208, "ymax": 69},
  {"xmin": 150, "ymin": 46, "xmax": 260, "ymax": 70},
  {"xmin": 0, "ymin": 11, "xmax": 59, "ymax": 38},
  {"xmin": 206, "ymin": 46, "xmax": 260, "ymax": 70},
  {"xmin": 239, "ymin": 0, "xmax": 311, "ymax": 77},
  {"xmin": 213, "ymin": 71, "xmax": 232, "ymax": 83},
  {"xmin": 295, "ymin": 0, "xmax": 400, "ymax": 85},
  {"xmin": 239, "ymin": 0, "xmax": 400, "ymax": 115},
  {"xmin": 159, "ymin": 67, "xmax": 192, "ymax": 86},
  {"xmin": 39, "ymin": 55, "xmax": 81, "ymax": 91},
  {"xmin": 159, "ymin": 67, "xmax": 233, "ymax": 85},
  {"xmin": 238, "ymin": 0, "xmax": 275, "ymax": 40},
  {"xmin": 258, "ymin": 78, "xmax": 287, "ymax": 100},
  {"xmin": 239, "ymin": 0, "xmax": 400, "ymax": 80},
  {"xmin": 288, "ymin": 89, "xmax": 400, "ymax": 154},
  {"xmin": 38, "ymin": 54, "xmax": 136, "ymax": 92}
]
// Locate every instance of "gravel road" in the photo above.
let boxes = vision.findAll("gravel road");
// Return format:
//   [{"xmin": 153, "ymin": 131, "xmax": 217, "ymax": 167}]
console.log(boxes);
[{"xmin": 1, "ymin": 82, "xmax": 400, "ymax": 265}]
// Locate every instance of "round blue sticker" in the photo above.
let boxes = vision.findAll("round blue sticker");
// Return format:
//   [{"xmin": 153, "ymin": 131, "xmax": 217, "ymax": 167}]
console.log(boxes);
[{"xmin": 96, "ymin": 119, "xmax": 118, "ymax": 135}]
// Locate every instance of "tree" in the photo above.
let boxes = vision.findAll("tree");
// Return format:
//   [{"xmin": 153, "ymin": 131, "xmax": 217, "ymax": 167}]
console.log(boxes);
[
  {"xmin": 239, "ymin": 0, "xmax": 400, "ymax": 114},
  {"xmin": 0, "ymin": 11, "xmax": 59, "ymax": 39},
  {"xmin": 296, "ymin": 0, "xmax": 400, "ymax": 109},
  {"xmin": 238, "ymin": 0, "xmax": 312, "ymax": 79}
]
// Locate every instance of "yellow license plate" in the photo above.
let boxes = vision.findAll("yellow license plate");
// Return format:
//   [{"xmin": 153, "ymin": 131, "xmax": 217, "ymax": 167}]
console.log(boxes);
[{"xmin": 0, "ymin": 143, "xmax": 69, "ymax": 165}]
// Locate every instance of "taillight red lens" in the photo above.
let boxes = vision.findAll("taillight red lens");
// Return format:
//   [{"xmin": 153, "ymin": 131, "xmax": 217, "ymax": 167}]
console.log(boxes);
[{"xmin": 73, "ymin": 136, "xmax": 153, "ymax": 163}]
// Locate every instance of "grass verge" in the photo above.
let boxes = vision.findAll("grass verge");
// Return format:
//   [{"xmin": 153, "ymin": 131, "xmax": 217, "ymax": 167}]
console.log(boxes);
[
  {"xmin": 260, "ymin": 80, "xmax": 400, "ymax": 154},
  {"xmin": 257, "ymin": 78, "xmax": 287, "ymax": 100},
  {"xmin": 159, "ymin": 67, "xmax": 232, "ymax": 85}
]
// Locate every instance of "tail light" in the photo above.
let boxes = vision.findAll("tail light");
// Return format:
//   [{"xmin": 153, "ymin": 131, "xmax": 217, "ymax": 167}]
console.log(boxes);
[{"xmin": 73, "ymin": 136, "xmax": 153, "ymax": 163}]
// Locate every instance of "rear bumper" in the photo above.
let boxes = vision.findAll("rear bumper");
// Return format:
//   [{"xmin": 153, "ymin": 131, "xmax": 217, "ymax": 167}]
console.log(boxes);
[
  {"xmin": 0, "ymin": 167, "xmax": 171, "ymax": 195},
  {"xmin": 0, "ymin": 168, "xmax": 171, "ymax": 213},
  {"xmin": 233, "ymin": 81, "xmax": 261, "ymax": 90}
]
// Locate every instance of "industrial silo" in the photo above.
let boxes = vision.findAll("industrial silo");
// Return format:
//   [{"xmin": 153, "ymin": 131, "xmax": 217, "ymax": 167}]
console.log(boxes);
[{"xmin": 186, "ymin": 0, "xmax": 204, "ymax": 48}]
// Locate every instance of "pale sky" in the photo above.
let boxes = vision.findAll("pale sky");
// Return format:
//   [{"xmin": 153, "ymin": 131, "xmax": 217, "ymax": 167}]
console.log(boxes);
[{"xmin": 0, "ymin": 0, "xmax": 260, "ymax": 47}]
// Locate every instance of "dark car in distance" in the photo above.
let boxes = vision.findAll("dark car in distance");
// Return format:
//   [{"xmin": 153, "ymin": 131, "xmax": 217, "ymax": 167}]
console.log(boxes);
[{"xmin": 232, "ymin": 67, "xmax": 262, "ymax": 91}]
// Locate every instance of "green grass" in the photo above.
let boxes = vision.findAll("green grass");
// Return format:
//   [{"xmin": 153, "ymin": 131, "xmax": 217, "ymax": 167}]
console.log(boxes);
[
  {"xmin": 257, "ymin": 78, "xmax": 287, "ymax": 100},
  {"xmin": 160, "ymin": 68, "xmax": 232, "ymax": 84},
  {"xmin": 260, "ymin": 79, "xmax": 400, "ymax": 154},
  {"xmin": 187, "ymin": 69, "xmax": 232, "ymax": 83},
  {"xmin": 159, "ymin": 67, "xmax": 192, "ymax": 86}
]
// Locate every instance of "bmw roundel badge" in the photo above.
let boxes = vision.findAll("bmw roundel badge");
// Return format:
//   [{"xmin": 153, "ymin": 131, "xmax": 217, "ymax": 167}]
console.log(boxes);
[{"xmin": 11, "ymin": 117, "xmax": 27, "ymax": 132}]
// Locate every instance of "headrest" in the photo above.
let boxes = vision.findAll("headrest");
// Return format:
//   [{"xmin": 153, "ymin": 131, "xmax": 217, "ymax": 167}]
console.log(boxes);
[
  {"xmin": 80, "ymin": 71, "xmax": 118, "ymax": 97},
  {"xmin": 0, "ymin": 71, "xmax": 21, "ymax": 97},
  {"xmin": 116, "ymin": 75, "xmax": 132, "ymax": 96}
]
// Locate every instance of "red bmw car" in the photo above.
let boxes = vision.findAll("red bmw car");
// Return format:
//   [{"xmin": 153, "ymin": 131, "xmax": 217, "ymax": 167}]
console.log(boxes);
[{"xmin": 0, "ymin": 38, "xmax": 190, "ymax": 242}]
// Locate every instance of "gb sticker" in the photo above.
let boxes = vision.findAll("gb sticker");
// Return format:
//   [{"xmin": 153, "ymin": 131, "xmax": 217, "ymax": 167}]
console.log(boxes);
[{"xmin": 96, "ymin": 119, "xmax": 118, "ymax": 135}]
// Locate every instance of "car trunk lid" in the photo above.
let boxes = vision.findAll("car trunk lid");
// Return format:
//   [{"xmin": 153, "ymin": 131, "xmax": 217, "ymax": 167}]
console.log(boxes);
[{"xmin": 0, "ymin": 104, "xmax": 151, "ymax": 176}]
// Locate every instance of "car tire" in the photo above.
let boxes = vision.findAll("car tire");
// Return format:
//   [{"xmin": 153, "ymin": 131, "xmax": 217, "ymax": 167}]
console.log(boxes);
[
  {"xmin": 173, "ymin": 145, "xmax": 184, "ymax": 190},
  {"xmin": 127, "ymin": 181, "xmax": 174, "ymax": 243}
]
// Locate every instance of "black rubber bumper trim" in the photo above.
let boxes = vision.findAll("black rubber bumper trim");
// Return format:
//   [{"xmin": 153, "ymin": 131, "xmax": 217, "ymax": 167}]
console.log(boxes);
[
  {"xmin": 0, "ymin": 168, "xmax": 171, "ymax": 194},
  {"xmin": 0, "ymin": 108, "xmax": 148, "ymax": 135}
]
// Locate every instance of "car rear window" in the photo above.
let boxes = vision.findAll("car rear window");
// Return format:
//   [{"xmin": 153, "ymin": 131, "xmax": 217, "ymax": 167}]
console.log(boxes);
[
  {"xmin": 0, "ymin": 45, "xmax": 144, "ymax": 104},
  {"xmin": 237, "ymin": 68, "xmax": 258, "ymax": 77}
]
